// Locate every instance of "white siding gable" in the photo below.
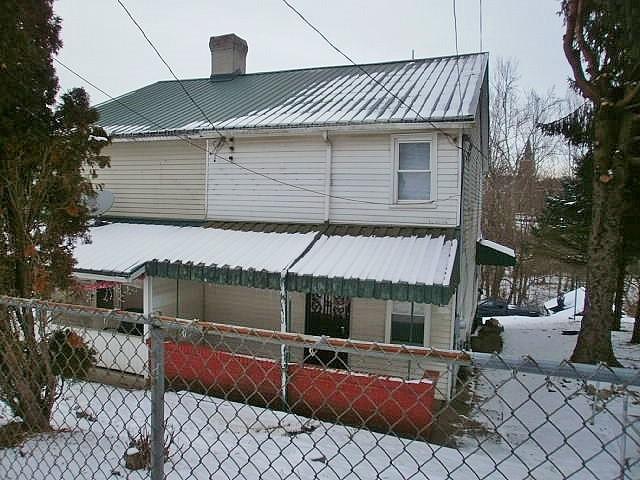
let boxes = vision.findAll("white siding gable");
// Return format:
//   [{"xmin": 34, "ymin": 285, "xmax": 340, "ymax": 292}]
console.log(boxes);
[
  {"xmin": 329, "ymin": 132, "xmax": 459, "ymax": 226},
  {"xmin": 95, "ymin": 140, "xmax": 206, "ymax": 220},
  {"xmin": 205, "ymin": 130, "xmax": 460, "ymax": 226},
  {"xmin": 207, "ymin": 136, "xmax": 326, "ymax": 223}
]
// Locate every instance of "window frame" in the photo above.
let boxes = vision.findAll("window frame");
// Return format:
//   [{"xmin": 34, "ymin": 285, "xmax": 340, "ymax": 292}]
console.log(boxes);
[
  {"xmin": 385, "ymin": 300, "xmax": 432, "ymax": 347},
  {"xmin": 392, "ymin": 134, "xmax": 438, "ymax": 204}
]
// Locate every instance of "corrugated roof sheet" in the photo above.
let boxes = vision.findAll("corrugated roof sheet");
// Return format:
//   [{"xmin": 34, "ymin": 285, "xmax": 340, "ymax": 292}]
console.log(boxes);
[
  {"xmin": 73, "ymin": 222, "xmax": 316, "ymax": 277},
  {"xmin": 74, "ymin": 222, "xmax": 458, "ymax": 303},
  {"xmin": 476, "ymin": 239, "xmax": 516, "ymax": 267},
  {"xmin": 289, "ymin": 234, "xmax": 457, "ymax": 287},
  {"xmin": 204, "ymin": 220, "xmax": 456, "ymax": 238},
  {"xmin": 96, "ymin": 53, "xmax": 488, "ymax": 137}
]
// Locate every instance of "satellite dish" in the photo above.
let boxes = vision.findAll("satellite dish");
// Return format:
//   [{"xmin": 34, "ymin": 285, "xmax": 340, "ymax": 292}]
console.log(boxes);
[{"xmin": 85, "ymin": 190, "xmax": 115, "ymax": 217}]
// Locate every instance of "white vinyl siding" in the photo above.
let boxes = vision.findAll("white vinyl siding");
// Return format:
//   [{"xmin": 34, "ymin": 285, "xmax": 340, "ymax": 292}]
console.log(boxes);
[
  {"xmin": 454, "ymin": 73, "xmax": 488, "ymax": 347},
  {"xmin": 94, "ymin": 141, "xmax": 206, "ymax": 220},
  {"xmin": 207, "ymin": 136, "xmax": 326, "ymax": 223},
  {"xmin": 203, "ymin": 131, "xmax": 459, "ymax": 226},
  {"xmin": 102, "ymin": 130, "xmax": 459, "ymax": 227},
  {"xmin": 329, "ymin": 132, "xmax": 458, "ymax": 226}
]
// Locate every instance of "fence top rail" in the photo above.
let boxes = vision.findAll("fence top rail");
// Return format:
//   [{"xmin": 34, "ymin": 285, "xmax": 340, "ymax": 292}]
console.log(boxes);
[
  {"xmin": 155, "ymin": 313, "xmax": 472, "ymax": 363},
  {"xmin": 2, "ymin": 295, "xmax": 639, "ymax": 386},
  {"xmin": 0, "ymin": 295, "xmax": 148, "ymax": 324}
]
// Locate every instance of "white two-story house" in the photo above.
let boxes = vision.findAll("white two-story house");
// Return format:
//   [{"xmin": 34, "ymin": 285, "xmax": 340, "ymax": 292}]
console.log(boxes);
[{"xmin": 71, "ymin": 34, "xmax": 512, "ymax": 398}]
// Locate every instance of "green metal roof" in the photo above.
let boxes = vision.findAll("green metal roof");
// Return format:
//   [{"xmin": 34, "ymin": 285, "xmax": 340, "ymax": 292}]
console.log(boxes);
[
  {"xmin": 96, "ymin": 53, "xmax": 488, "ymax": 137},
  {"xmin": 476, "ymin": 239, "xmax": 516, "ymax": 267},
  {"xmin": 205, "ymin": 221, "xmax": 457, "ymax": 239}
]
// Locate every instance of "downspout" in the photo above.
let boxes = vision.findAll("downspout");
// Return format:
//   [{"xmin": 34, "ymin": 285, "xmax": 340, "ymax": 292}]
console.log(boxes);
[
  {"xmin": 204, "ymin": 139, "xmax": 210, "ymax": 220},
  {"xmin": 279, "ymin": 227, "xmax": 327, "ymax": 405},
  {"xmin": 322, "ymin": 131, "xmax": 333, "ymax": 221},
  {"xmin": 454, "ymin": 131, "xmax": 464, "ymax": 350}
]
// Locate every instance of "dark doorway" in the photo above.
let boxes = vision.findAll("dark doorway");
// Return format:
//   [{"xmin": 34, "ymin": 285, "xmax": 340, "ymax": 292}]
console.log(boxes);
[
  {"xmin": 96, "ymin": 285, "xmax": 143, "ymax": 336},
  {"xmin": 96, "ymin": 287, "xmax": 115, "ymax": 309},
  {"xmin": 304, "ymin": 294, "xmax": 351, "ymax": 369}
]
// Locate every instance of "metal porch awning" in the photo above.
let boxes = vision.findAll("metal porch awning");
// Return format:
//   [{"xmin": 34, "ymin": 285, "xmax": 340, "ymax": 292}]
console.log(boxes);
[
  {"xmin": 73, "ymin": 222, "xmax": 316, "ymax": 285},
  {"xmin": 73, "ymin": 222, "xmax": 459, "ymax": 303},
  {"xmin": 287, "ymin": 234, "xmax": 458, "ymax": 305},
  {"xmin": 476, "ymin": 239, "xmax": 516, "ymax": 267}
]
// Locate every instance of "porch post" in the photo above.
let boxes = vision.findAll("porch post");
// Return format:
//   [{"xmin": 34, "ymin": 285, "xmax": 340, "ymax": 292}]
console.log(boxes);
[
  {"xmin": 280, "ymin": 270, "xmax": 290, "ymax": 405},
  {"xmin": 143, "ymin": 275, "xmax": 153, "ymax": 380}
]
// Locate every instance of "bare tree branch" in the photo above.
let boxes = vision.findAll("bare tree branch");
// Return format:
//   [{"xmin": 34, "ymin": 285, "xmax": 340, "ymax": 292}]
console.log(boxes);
[{"xmin": 563, "ymin": 0, "xmax": 599, "ymax": 101}]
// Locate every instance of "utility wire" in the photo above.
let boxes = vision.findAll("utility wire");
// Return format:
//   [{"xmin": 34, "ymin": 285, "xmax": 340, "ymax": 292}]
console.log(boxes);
[
  {"xmin": 116, "ymin": 0, "xmax": 226, "ymax": 144},
  {"xmin": 55, "ymin": 58, "xmax": 463, "ymax": 207},
  {"xmin": 452, "ymin": 0, "xmax": 464, "ymax": 108},
  {"xmin": 111, "ymin": 2, "xmax": 468, "ymax": 207},
  {"xmin": 479, "ymin": 0, "xmax": 483, "ymax": 52},
  {"xmin": 280, "ymin": 0, "xmax": 491, "ymax": 165}
]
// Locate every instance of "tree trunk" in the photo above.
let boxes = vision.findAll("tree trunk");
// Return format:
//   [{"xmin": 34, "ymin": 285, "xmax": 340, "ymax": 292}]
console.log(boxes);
[
  {"xmin": 571, "ymin": 108, "xmax": 630, "ymax": 366},
  {"xmin": 490, "ymin": 267, "xmax": 503, "ymax": 298},
  {"xmin": 612, "ymin": 261, "xmax": 625, "ymax": 331},
  {"xmin": 557, "ymin": 272, "xmax": 563, "ymax": 296},
  {"xmin": 631, "ymin": 293, "xmax": 640, "ymax": 344}
]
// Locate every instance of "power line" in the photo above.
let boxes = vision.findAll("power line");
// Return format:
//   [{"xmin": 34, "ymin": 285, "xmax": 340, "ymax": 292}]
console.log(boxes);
[
  {"xmin": 479, "ymin": 0, "xmax": 483, "ymax": 52},
  {"xmin": 452, "ymin": 0, "xmax": 464, "ymax": 108},
  {"xmin": 116, "ymin": 0, "xmax": 226, "ymax": 144},
  {"xmin": 55, "ymin": 58, "xmax": 464, "ymax": 207},
  {"xmin": 279, "ymin": 0, "xmax": 491, "ymax": 167},
  {"xmin": 110, "ymin": 2, "xmax": 469, "ymax": 208}
]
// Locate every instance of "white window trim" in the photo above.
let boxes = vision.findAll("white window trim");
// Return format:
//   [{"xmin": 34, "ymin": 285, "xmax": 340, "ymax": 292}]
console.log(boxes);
[
  {"xmin": 385, "ymin": 300, "xmax": 432, "ymax": 347},
  {"xmin": 391, "ymin": 133, "xmax": 438, "ymax": 205}
]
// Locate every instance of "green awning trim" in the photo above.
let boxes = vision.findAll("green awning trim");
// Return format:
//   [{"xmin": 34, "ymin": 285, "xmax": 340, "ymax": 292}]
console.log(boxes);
[
  {"xmin": 476, "ymin": 240, "xmax": 516, "ymax": 267},
  {"xmin": 146, "ymin": 260, "xmax": 281, "ymax": 290},
  {"xmin": 144, "ymin": 259, "xmax": 457, "ymax": 305}
]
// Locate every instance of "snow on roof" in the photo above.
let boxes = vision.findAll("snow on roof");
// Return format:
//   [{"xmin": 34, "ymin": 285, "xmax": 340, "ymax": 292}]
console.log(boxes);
[
  {"xmin": 74, "ymin": 223, "xmax": 458, "ymax": 297},
  {"xmin": 73, "ymin": 222, "xmax": 317, "ymax": 278},
  {"xmin": 289, "ymin": 234, "xmax": 457, "ymax": 287},
  {"xmin": 97, "ymin": 53, "xmax": 488, "ymax": 137},
  {"xmin": 478, "ymin": 239, "xmax": 515, "ymax": 258},
  {"xmin": 544, "ymin": 287, "xmax": 586, "ymax": 311}
]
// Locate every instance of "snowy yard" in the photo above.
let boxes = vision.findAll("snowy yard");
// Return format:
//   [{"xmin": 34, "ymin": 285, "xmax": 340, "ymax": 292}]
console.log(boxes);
[
  {"xmin": 470, "ymin": 306, "xmax": 640, "ymax": 479},
  {"xmin": 1, "ymin": 303, "xmax": 639, "ymax": 479},
  {"xmin": 1, "ymin": 381, "xmax": 541, "ymax": 480}
]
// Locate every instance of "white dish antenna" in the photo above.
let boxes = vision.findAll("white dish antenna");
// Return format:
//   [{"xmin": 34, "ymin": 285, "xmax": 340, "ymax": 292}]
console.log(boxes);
[{"xmin": 85, "ymin": 190, "xmax": 115, "ymax": 217}]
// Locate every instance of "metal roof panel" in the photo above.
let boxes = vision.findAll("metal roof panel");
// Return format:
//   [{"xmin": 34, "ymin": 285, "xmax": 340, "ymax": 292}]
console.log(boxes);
[{"xmin": 96, "ymin": 53, "xmax": 488, "ymax": 136}]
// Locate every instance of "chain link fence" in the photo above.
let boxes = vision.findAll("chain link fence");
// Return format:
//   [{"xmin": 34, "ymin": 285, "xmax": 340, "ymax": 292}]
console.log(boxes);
[{"xmin": 0, "ymin": 296, "xmax": 638, "ymax": 479}]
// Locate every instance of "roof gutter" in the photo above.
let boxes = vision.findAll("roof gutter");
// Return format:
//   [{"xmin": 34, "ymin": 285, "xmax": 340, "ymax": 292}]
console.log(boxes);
[
  {"xmin": 322, "ymin": 131, "xmax": 332, "ymax": 222},
  {"xmin": 108, "ymin": 121, "xmax": 476, "ymax": 143},
  {"xmin": 73, "ymin": 265, "xmax": 146, "ymax": 284}
]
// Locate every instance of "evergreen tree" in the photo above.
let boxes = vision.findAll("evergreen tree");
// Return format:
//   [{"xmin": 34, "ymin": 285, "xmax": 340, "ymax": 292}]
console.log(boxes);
[
  {"xmin": 533, "ymin": 152, "xmax": 592, "ymax": 267},
  {"xmin": 0, "ymin": 0, "xmax": 109, "ymax": 431},
  {"xmin": 560, "ymin": 0, "xmax": 640, "ymax": 364}
]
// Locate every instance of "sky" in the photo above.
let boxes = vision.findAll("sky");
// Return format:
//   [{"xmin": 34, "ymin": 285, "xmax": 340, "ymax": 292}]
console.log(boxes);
[{"xmin": 53, "ymin": 0, "xmax": 573, "ymax": 106}]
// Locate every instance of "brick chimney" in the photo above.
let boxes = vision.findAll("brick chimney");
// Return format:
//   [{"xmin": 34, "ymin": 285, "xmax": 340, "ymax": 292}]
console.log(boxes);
[{"xmin": 209, "ymin": 34, "xmax": 248, "ymax": 76}]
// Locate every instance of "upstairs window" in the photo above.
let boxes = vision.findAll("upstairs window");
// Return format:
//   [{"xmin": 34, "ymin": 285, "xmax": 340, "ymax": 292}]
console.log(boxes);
[
  {"xmin": 390, "ymin": 301, "xmax": 426, "ymax": 346},
  {"xmin": 394, "ymin": 137, "xmax": 435, "ymax": 202}
]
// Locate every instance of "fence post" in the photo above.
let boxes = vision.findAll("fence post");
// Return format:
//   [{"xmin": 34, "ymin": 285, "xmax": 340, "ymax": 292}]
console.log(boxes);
[
  {"xmin": 279, "ymin": 271, "xmax": 289, "ymax": 406},
  {"xmin": 149, "ymin": 315, "xmax": 165, "ymax": 480},
  {"xmin": 619, "ymin": 391, "xmax": 629, "ymax": 480}
]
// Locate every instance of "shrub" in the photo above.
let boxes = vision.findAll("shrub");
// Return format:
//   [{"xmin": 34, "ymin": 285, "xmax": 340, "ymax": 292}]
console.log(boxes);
[{"xmin": 48, "ymin": 329, "xmax": 97, "ymax": 380}]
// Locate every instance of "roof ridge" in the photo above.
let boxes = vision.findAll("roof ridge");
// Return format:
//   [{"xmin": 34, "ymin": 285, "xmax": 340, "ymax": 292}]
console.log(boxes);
[{"xmin": 154, "ymin": 52, "xmax": 489, "ymax": 84}]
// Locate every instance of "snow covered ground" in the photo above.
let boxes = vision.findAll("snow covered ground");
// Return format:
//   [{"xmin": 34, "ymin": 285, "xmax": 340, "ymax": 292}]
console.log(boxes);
[
  {"xmin": 1, "ymin": 381, "xmax": 544, "ymax": 480},
  {"xmin": 1, "ymin": 304, "xmax": 639, "ymax": 479},
  {"xmin": 471, "ymin": 306, "xmax": 640, "ymax": 479}
]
